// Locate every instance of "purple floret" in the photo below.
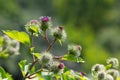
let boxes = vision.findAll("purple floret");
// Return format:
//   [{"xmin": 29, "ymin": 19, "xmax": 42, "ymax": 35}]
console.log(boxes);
[
  {"xmin": 58, "ymin": 63, "xmax": 65, "ymax": 69},
  {"xmin": 40, "ymin": 16, "xmax": 51, "ymax": 22},
  {"xmin": 30, "ymin": 20, "xmax": 38, "ymax": 24}
]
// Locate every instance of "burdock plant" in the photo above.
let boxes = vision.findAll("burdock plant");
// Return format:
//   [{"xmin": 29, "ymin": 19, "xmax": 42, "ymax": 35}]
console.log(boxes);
[
  {"xmin": 0, "ymin": 16, "xmax": 119, "ymax": 80},
  {"xmin": 1, "ymin": 16, "xmax": 86, "ymax": 80},
  {"xmin": 91, "ymin": 58, "xmax": 120, "ymax": 80}
]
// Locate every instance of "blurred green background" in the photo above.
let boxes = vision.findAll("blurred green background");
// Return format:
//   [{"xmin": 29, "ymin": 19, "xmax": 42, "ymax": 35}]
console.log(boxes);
[{"xmin": 0, "ymin": 0, "xmax": 120, "ymax": 79}]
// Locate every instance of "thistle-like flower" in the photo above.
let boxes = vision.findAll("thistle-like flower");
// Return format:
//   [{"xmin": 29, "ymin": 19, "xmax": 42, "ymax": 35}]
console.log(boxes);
[
  {"xmin": 40, "ymin": 16, "xmax": 51, "ymax": 22},
  {"xmin": 91, "ymin": 64, "xmax": 105, "ymax": 73},
  {"xmin": 39, "ymin": 16, "xmax": 51, "ymax": 31},
  {"xmin": 25, "ymin": 19, "xmax": 40, "ymax": 36},
  {"xmin": 106, "ymin": 69, "xmax": 119, "ymax": 79},
  {"xmin": 49, "ymin": 61, "xmax": 64, "ymax": 74},
  {"xmin": 58, "ymin": 63, "xmax": 65, "ymax": 69},
  {"xmin": 40, "ymin": 52, "xmax": 53, "ymax": 65},
  {"xmin": 106, "ymin": 58, "xmax": 119, "ymax": 68},
  {"xmin": 51, "ymin": 26, "xmax": 67, "ymax": 41},
  {"xmin": 105, "ymin": 74, "xmax": 114, "ymax": 80},
  {"xmin": 7, "ymin": 40, "xmax": 20, "ymax": 55},
  {"xmin": 30, "ymin": 20, "xmax": 39, "ymax": 24},
  {"xmin": 1, "ymin": 35, "xmax": 20, "ymax": 55},
  {"xmin": 97, "ymin": 71, "xmax": 106, "ymax": 80},
  {"xmin": 68, "ymin": 44, "xmax": 82, "ymax": 57}
]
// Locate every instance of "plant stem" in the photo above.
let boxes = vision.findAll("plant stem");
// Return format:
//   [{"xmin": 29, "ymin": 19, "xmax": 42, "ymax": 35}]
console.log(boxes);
[
  {"xmin": 53, "ymin": 56, "xmax": 63, "ymax": 60},
  {"xmin": 27, "ymin": 69, "xmax": 42, "ymax": 79},
  {"xmin": 30, "ymin": 32, "xmax": 35, "ymax": 61},
  {"xmin": 46, "ymin": 38, "xmax": 57, "ymax": 52},
  {"xmin": 43, "ymin": 31, "xmax": 50, "ymax": 45}
]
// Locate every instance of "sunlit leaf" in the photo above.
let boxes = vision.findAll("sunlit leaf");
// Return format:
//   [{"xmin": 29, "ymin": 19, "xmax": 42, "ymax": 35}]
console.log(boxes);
[
  {"xmin": 30, "ymin": 47, "xmax": 35, "ymax": 54},
  {"xmin": 18, "ymin": 60, "xmax": 35, "ymax": 77},
  {"xmin": 62, "ymin": 54, "xmax": 85, "ymax": 63},
  {"xmin": 34, "ymin": 53, "xmax": 41, "ymax": 59},
  {"xmin": 0, "ymin": 67, "xmax": 6, "ymax": 78},
  {"xmin": 18, "ymin": 60, "xmax": 27, "ymax": 77},
  {"xmin": 105, "ymin": 64, "xmax": 112, "ymax": 70},
  {"xmin": 3, "ymin": 30, "xmax": 30, "ymax": 46},
  {"xmin": 0, "ymin": 37, "xmax": 3, "ymax": 46},
  {"xmin": 117, "ymin": 77, "xmax": 120, "ymax": 80},
  {"xmin": 58, "ymin": 39, "xmax": 62, "ymax": 46},
  {"xmin": 30, "ymin": 26, "xmax": 39, "ymax": 33},
  {"xmin": 0, "ymin": 53, "xmax": 9, "ymax": 58}
]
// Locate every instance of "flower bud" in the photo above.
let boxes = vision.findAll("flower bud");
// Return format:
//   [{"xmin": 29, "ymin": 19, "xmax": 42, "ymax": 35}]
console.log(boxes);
[
  {"xmin": 25, "ymin": 19, "xmax": 40, "ymax": 36},
  {"xmin": 40, "ymin": 16, "xmax": 51, "ymax": 22},
  {"xmin": 58, "ymin": 63, "xmax": 65, "ymax": 69},
  {"xmin": 30, "ymin": 20, "xmax": 39, "ymax": 24},
  {"xmin": 97, "ymin": 71, "xmax": 106, "ymax": 80},
  {"xmin": 50, "ymin": 61, "xmax": 60, "ymax": 73},
  {"xmin": 106, "ymin": 69, "xmax": 119, "ymax": 79},
  {"xmin": 68, "ymin": 44, "xmax": 82, "ymax": 57},
  {"xmin": 106, "ymin": 58, "xmax": 119, "ymax": 68},
  {"xmin": 39, "ymin": 16, "xmax": 51, "ymax": 31},
  {"xmin": 51, "ymin": 26, "xmax": 67, "ymax": 41},
  {"xmin": 91, "ymin": 64, "xmax": 105, "ymax": 73},
  {"xmin": 40, "ymin": 52, "xmax": 53, "ymax": 65},
  {"xmin": 80, "ymin": 72, "xmax": 86, "ymax": 76},
  {"xmin": 49, "ymin": 61, "xmax": 64, "ymax": 74}
]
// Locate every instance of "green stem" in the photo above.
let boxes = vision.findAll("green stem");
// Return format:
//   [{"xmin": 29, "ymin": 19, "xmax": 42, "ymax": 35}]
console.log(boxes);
[{"xmin": 30, "ymin": 32, "xmax": 36, "ymax": 61}]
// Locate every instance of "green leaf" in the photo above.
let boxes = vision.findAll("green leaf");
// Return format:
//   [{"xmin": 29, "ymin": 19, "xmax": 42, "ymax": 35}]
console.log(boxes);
[
  {"xmin": 41, "ymin": 72, "xmax": 54, "ymax": 80},
  {"xmin": 0, "ymin": 49, "xmax": 10, "ymax": 58},
  {"xmin": 58, "ymin": 39, "xmax": 62, "ymax": 46},
  {"xmin": 30, "ymin": 47, "xmax": 35, "ymax": 54},
  {"xmin": 0, "ymin": 37, "xmax": 3, "ymax": 46},
  {"xmin": 3, "ymin": 30, "xmax": 30, "ymax": 46},
  {"xmin": 62, "ymin": 70, "xmax": 85, "ymax": 80},
  {"xmin": 62, "ymin": 70, "xmax": 74, "ymax": 80},
  {"xmin": 0, "ymin": 52, "xmax": 9, "ymax": 58},
  {"xmin": 54, "ymin": 74, "xmax": 61, "ymax": 80},
  {"xmin": 18, "ymin": 60, "xmax": 35, "ymax": 77},
  {"xmin": 105, "ymin": 64, "xmax": 112, "ymax": 70},
  {"xmin": 30, "ymin": 26, "xmax": 39, "ymax": 33},
  {"xmin": 62, "ymin": 54, "xmax": 85, "ymax": 63},
  {"xmin": 117, "ymin": 77, "xmax": 120, "ymax": 80},
  {"xmin": 0, "ymin": 67, "xmax": 13, "ymax": 80},
  {"xmin": 0, "ymin": 67, "xmax": 6, "ymax": 78},
  {"xmin": 34, "ymin": 53, "xmax": 41, "ymax": 59},
  {"xmin": 18, "ymin": 60, "xmax": 27, "ymax": 77}
]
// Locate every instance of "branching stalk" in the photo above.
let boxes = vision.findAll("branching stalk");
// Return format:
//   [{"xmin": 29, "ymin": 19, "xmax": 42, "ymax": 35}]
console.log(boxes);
[
  {"xmin": 46, "ymin": 38, "xmax": 57, "ymax": 52},
  {"xmin": 43, "ymin": 31, "xmax": 50, "ymax": 45}
]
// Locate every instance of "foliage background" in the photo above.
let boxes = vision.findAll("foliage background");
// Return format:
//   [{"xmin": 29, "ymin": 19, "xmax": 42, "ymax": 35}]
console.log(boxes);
[{"xmin": 0, "ymin": 0, "xmax": 120, "ymax": 79}]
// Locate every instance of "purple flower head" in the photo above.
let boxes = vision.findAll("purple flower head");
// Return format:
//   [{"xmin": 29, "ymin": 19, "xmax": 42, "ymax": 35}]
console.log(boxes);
[
  {"xmin": 40, "ymin": 16, "xmax": 51, "ymax": 22},
  {"xmin": 58, "ymin": 63, "xmax": 65, "ymax": 69},
  {"xmin": 30, "ymin": 20, "xmax": 38, "ymax": 24}
]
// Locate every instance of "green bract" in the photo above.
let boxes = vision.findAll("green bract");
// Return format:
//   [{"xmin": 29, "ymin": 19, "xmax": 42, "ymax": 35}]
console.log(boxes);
[{"xmin": 25, "ymin": 20, "xmax": 41, "ymax": 36}]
